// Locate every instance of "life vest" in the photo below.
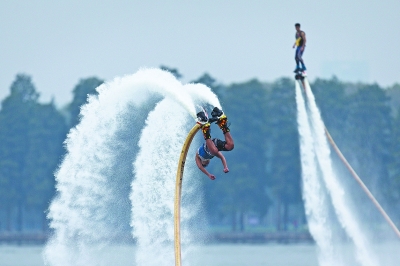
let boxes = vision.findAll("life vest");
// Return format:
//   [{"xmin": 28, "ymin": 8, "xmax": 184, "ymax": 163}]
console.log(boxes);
[{"xmin": 295, "ymin": 31, "xmax": 305, "ymax": 47}]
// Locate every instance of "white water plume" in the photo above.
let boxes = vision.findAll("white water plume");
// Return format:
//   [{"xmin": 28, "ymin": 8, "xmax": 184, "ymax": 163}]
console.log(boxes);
[
  {"xmin": 296, "ymin": 79, "xmax": 379, "ymax": 266},
  {"xmin": 304, "ymin": 79, "xmax": 378, "ymax": 266},
  {"xmin": 295, "ymin": 81, "xmax": 337, "ymax": 266},
  {"xmin": 43, "ymin": 68, "xmax": 219, "ymax": 266}
]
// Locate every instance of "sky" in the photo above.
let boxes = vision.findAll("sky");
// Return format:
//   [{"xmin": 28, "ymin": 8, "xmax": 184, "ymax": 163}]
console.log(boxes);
[{"xmin": 1, "ymin": 0, "xmax": 400, "ymax": 106}]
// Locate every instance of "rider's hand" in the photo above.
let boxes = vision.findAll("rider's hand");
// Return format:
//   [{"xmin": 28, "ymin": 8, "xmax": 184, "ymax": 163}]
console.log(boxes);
[
  {"xmin": 223, "ymin": 167, "xmax": 229, "ymax": 173},
  {"xmin": 208, "ymin": 174, "xmax": 216, "ymax": 180}
]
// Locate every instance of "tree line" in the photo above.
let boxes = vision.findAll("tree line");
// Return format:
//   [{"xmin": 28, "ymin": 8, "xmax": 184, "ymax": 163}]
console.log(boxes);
[{"xmin": 0, "ymin": 70, "xmax": 399, "ymax": 234}]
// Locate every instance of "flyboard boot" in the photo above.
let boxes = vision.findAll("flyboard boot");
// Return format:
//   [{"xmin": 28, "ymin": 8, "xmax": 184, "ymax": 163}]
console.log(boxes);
[
  {"xmin": 301, "ymin": 66, "xmax": 307, "ymax": 77},
  {"xmin": 294, "ymin": 65, "xmax": 307, "ymax": 78},
  {"xmin": 196, "ymin": 111, "xmax": 211, "ymax": 139},
  {"xmin": 211, "ymin": 107, "xmax": 230, "ymax": 134}
]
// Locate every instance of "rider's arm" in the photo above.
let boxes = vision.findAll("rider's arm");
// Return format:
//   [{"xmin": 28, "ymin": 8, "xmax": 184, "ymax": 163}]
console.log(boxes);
[
  {"xmin": 195, "ymin": 154, "xmax": 215, "ymax": 180},
  {"xmin": 213, "ymin": 151, "xmax": 229, "ymax": 173}
]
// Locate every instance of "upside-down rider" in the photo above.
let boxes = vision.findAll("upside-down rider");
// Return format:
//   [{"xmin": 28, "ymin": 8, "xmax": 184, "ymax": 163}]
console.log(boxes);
[
  {"xmin": 293, "ymin": 23, "xmax": 307, "ymax": 74},
  {"xmin": 195, "ymin": 107, "xmax": 234, "ymax": 180}
]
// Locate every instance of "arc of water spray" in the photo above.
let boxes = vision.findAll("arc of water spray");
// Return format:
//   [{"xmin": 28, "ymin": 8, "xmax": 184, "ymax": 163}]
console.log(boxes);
[{"xmin": 44, "ymin": 68, "xmax": 221, "ymax": 266}]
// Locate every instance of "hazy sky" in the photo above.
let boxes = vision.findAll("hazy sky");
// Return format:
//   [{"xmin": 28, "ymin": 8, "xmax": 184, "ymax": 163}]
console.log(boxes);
[{"xmin": 1, "ymin": 0, "xmax": 400, "ymax": 106}]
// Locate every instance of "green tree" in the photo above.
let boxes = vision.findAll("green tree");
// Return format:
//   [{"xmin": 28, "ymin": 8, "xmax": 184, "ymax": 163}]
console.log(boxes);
[
  {"xmin": 0, "ymin": 74, "xmax": 67, "ymax": 232},
  {"xmin": 312, "ymin": 77, "xmax": 348, "ymax": 142},
  {"xmin": 386, "ymin": 82, "xmax": 400, "ymax": 216},
  {"xmin": 68, "ymin": 77, "xmax": 103, "ymax": 128},
  {"xmin": 0, "ymin": 74, "xmax": 39, "ymax": 231},
  {"xmin": 265, "ymin": 78, "xmax": 302, "ymax": 231},
  {"xmin": 24, "ymin": 102, "xmax": 67, "ymax": 231},
  {"xmin": 344, "ymin": 84, "xmax": 392, "ymax": 212},
  {"xmin": 191, "ymin": 73, "xmax": 224, "ymax": 99},
  {"xmin": 385, "ymin": 83, "xmax": 400, "ymax": 116},
  {"xmin": 390, "ymin": 106, "xmax": 400, "ymax": 207},
  {"xmin": 0, "ymin": 160, "xmax": 19, "ymax": 230}
]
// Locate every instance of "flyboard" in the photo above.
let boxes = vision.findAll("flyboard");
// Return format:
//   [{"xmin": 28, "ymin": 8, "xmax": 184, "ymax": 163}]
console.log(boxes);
[
  {"xmin": 296, "ymin": 69, "xmax": 400, "ymax": 239},
  {"xmin": 294, "ymin": 69, "xmax": 307, "ymax": 94}
]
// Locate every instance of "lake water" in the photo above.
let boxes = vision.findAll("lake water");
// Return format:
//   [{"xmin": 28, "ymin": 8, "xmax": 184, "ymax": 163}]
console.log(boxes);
[{"xmin": 0, "ymin": 243, "xmax": 398, "ymax": 266}]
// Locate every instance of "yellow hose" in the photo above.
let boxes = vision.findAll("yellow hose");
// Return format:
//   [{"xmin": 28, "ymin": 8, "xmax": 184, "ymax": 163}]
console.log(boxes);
[{"xmin": 174, "ymin": 124, "xmax": 201, "ymax": 266}]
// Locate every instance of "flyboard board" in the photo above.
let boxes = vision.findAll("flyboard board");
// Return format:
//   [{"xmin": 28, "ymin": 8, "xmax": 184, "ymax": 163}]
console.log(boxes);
[
  {"xmin": 196, "ymin": 105, "xmax": 219, "ymax": 124},
  {"xmin": 294, "ymin": 69, "xmax": 307, "ymax": 95}
]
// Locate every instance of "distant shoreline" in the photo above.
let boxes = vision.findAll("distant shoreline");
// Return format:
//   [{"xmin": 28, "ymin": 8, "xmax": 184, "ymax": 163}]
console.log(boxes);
[{"xmin": 0, "ymin": 231, "xmax": 313, "ymax": 245}]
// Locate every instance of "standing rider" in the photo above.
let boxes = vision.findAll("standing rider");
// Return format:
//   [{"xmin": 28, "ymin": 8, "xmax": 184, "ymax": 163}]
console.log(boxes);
[
  {"xmin": 195, "ymin": 107, "xmax": 234, "ymax": 180},
  {"xmin": 293, "ymin": 23, "xmax": 307, "ymax": 73}
]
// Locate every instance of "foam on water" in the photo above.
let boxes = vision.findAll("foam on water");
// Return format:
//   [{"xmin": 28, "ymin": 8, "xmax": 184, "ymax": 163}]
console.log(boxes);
[{"xmin": 43, "ymin": 68, "xmax": 220, "ymax": 266}]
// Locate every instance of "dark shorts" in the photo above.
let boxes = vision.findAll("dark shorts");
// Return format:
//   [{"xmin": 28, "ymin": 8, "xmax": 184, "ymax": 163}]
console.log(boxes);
[{"xmin": 212, "ymin": 138, "xmax": 228, "ymax": 151}]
